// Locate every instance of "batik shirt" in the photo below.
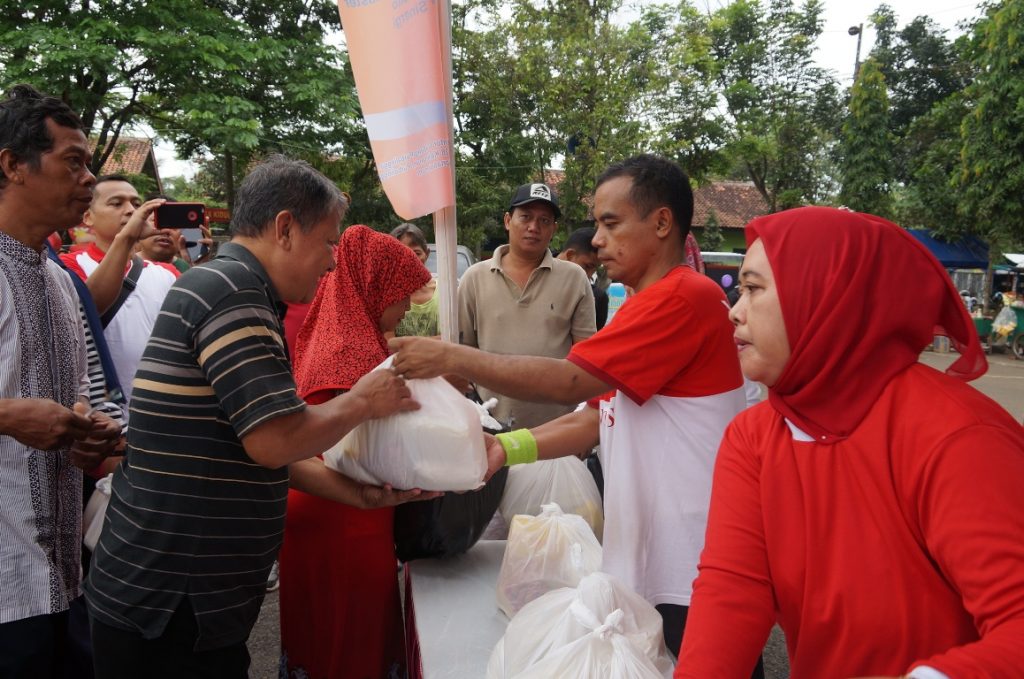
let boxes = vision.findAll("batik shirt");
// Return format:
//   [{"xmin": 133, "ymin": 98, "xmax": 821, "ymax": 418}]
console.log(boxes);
[{"xmin": 0, "ymin": 230, "xmax": 89, "ymax": 623}]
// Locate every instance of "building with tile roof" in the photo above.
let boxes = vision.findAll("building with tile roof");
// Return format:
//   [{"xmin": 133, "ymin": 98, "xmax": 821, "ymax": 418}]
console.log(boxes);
[
  {"xmin": 90, "ymin": 136, "xmax": 163, "ymax": 194},
  {"xmin": 691, "ymin": 180, "xmax": 768, "ymax": 252}
]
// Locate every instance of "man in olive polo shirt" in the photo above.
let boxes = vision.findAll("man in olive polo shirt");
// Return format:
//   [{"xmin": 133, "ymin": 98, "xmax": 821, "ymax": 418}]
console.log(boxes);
[
  {"xmin": 84, "ymin": 157, "xmax": 432, "ymax": 679},
  {"xmin": 458, "ymin": 182, "xmax": 596, "ymax": 429}
]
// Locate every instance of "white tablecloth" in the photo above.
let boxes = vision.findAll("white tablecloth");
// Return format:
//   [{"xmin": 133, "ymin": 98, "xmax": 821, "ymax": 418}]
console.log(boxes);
[{"xmin": 408, "ymin": 540, "xmax": 509, "ymax": 678}]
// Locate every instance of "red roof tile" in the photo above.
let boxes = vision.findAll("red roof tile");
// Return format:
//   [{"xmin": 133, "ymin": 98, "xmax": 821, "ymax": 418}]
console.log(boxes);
[
  {"xmin": 693, "ymin": 180, "xmax": 768, "ymax": 229},
  {"xmin": 90, "ymin": 136, "xmax": 154, "ymax": 176}
]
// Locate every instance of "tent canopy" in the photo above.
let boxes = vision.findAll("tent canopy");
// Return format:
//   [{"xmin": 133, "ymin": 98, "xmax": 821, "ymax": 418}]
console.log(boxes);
[{"xmin": 907, "ymin": 229, "xmax": 990, "ymax": 269}]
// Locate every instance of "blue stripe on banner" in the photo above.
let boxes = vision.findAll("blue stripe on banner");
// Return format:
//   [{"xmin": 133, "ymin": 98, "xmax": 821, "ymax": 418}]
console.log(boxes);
[{"xmin": 364, "ymin": 100, "xmax": 447, "ymax": 141}]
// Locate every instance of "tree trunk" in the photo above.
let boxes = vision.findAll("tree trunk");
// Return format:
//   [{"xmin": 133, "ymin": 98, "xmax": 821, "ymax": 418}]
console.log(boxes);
[{"xmin": 225, "ymin": 151, "xmax": 235, "ymax": 213}]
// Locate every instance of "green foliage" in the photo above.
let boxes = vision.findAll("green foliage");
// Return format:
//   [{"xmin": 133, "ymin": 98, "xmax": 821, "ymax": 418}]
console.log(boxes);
[
  {"xmin": 838, "ymin": 59, "xmax": 893, "ymax": 216},
  {"xmin": 701, "ymin": 209, "xmax": 725, "ymax": 251},
  {"xmin": 868, "ymin": 5, "xmax": 972, "ymax": 185},
  {"xmin": 705, "ymin": 0, "xmax": 842, "ymax": 212},
  {"xmin": 450, "ymin": 0, "xmax": 721, "ymax": 239},
  {"xmin": 123, "ymin": 173, "xmax": 157, "ymax": 199},
  {"xmin": 895, "ymin": 95, "xmax": 970, "ymax": 235},
  {"xmin": 162, "ymin": 175, "xmax": 214, "ymax": 204},
  {"xmin": 0, "ymin": 0, "xmax": 359, "ymax": 204},
  {"xmin": 959, "ymin": 0, "xmax": 1024, "ymax": 244}
]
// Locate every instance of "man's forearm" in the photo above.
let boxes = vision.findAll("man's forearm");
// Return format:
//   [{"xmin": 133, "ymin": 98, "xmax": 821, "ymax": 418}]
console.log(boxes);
[
  {"xmin": 449, "ymin": 344, "xmax": 602, "ymax": 405},
  {"xmin": 288, "ymin": 458, "xmax": 367, "ymax": 508},
  {"xmin": 242, "ymin": 391, "xmax": 372, "ymax": 469},
  {"xmin": 532, "ymin": 407, "xmax": 601, "ymax": 460},
  {"xmin": 86, "ymin": 236, "xmax": 134, "ymax": 313}
]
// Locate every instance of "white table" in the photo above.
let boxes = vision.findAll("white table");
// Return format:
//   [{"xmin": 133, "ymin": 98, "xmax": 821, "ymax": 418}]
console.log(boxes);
[{"xmin": 407, "ymin": 540, "xmax": 509, "ymax": 678}]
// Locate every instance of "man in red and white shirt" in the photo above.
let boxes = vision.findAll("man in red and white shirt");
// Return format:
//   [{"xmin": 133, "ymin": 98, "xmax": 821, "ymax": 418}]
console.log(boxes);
[
  {"xmin": 391, "ymin": 155, "xmax": 749, "ymax": 665},
  {"xmin": 61, "ymin": 176, "xmax": 177, "ymax": 406}
]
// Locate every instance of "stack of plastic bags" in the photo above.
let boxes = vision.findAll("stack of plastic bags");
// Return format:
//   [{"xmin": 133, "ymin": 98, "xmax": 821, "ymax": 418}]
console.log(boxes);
[
  {"xmin": 322, "ymin": 357, "xmax": 487, "ymax": 492},
  {"xmin": 498, "ymin": 456, "xmax": 604, "ymax": 540},
  {"xmin": 496, "ymin": 502, "xmax": 602, "ymax": 617},
  {"xmin": 488, "ymin": 572, "xmax": 674, "ymax": 678}
]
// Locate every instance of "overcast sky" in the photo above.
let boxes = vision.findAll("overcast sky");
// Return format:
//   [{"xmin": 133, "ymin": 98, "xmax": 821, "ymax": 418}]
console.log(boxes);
[{"xmin": 153, "ymin": 0, "xmax": 987, "ymax": 180}]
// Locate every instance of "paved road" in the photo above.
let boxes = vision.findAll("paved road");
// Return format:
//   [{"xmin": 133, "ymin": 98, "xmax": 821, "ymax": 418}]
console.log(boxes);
[
  {"xmin": 919, "ymin": 348, "xmax": 1024, "ymax": 420},
  {"xmin": 247, "ymin": 349, "xmax": 1024, "ymax": 678}
]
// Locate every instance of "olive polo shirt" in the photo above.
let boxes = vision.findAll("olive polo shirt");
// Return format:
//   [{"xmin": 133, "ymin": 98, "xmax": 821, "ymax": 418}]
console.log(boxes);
[
  {"xmin": 458, "ymin": 244, "xmax": 596, "ymax": 429},
  {"xmin": 84, "ymin": 242, "xmax": 305, "ymax": 650}
]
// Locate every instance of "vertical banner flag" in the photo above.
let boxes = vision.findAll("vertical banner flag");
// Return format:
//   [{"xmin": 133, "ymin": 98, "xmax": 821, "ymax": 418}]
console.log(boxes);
[
  {"xmin": 337, "ymin": 0, "xmax": 459, "ymax": 341},
  {"xmin": 336, "ymin": 0, "xmax": 456, "ymax": 220}
]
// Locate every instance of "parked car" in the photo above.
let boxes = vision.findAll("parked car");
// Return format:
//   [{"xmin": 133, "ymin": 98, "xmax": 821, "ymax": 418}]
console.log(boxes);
[
  {"xmin": 702, "ymin": 251, "xmax": 744, "ymax": 297},
  {"xmin": 426, "ymin": 244, "xmax": 477, "ymax": 280}
]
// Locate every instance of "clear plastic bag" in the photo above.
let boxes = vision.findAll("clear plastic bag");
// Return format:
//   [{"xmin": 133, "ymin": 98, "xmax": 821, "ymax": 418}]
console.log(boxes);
[
  {"xmin": 496, "ymin": 502, "xmax": 602, "ymax": 617},
  {"xmin": 499, "ymin": 457, "xmax": 604, "ymax": 541},
  {"xmin": 83, "ymin": 473, "xmax": 113, "ymax": 551},
  {"xmin": 511, "ymin": 608, "xmax": 669, "ymax": 679},
  {"xmin": 488, "ymin": 572, "xmax": 674, "ymax": 679},
  {"xmin": 322, "ymin": 356, "xmax": 487, "ymax": 491},
  {"xmin": 994, "ymin": 305, "xmax": 1018, "ymax": 337}
]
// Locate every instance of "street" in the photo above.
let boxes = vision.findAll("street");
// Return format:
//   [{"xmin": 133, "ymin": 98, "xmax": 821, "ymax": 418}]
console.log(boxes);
[{"xmin": 247, "ymin": 349, "xmax": 1024, "ymax": 679}]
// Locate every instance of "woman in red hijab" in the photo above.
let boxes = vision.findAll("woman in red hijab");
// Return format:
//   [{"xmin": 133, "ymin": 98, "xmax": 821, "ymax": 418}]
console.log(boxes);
[
  {"xmin": 280, "ymin": 225, "xmax": 431, "ymax": 679},
  {"xmin": 676, "ymin": 207, "xmax": 1024, "ymax": 679}
]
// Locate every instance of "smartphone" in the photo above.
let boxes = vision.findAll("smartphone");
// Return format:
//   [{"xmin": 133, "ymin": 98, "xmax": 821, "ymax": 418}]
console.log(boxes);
[{"xmin": 155, "ymin": 202, "xmax": 206, "ymax": 261}]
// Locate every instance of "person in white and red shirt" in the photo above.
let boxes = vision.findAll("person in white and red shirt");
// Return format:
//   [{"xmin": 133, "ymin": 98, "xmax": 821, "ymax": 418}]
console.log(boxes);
[
  {"xmin": 61, "ymin": 175, "xmax": 177, "ymax": 406},
  {"xmin": 390, "ymin": 155, "xmax": 754, "ymax": 672}
]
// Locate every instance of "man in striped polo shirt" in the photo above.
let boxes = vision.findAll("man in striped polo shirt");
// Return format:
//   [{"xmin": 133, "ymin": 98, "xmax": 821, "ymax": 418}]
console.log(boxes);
[{"xmin": 85, "ymin": 157, "xmax": 430, "ymax": 678}]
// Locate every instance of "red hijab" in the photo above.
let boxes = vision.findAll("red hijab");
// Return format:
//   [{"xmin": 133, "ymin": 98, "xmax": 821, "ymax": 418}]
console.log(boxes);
[
  {"xmin": 293, "ymin": 225, "xmax": 430, "ymax": 398},
  {"xmin": 747, "ymin": 207, "xmax": 986, "ymax": 442}
]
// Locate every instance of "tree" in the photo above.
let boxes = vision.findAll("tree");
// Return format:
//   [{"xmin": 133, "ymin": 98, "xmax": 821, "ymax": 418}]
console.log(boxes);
[
  {"xmin": 650, "ymin": 4, "xmax": 730, "ymax": 182},
  {"xmin": 449, "ymin": 0, "xmax": 720, "ymax": 238},
  {"xmin": 868, "ymin": 5, "xmax": 971, "ymax": 184},
  {"xmin": 838, "ymin": 59, "xmax": 893, "ymax": 216},
  {"xmin": 701, "ymin": 209, "xmax": 725, "ymax": 251},
  {"xmin": 0, "ymin": 0, "xmax": 361, "ymax": 209},
  {"xmin": 895, "ymin": 95, "xmax": 971, "ymax": 235},
  {"xmin": 706, "ymin": 0, "xmax": 842, "ymax": 212},
  {"xmin": 959, "ymin": 0, "xmax": 1024, "ymax": 245}
]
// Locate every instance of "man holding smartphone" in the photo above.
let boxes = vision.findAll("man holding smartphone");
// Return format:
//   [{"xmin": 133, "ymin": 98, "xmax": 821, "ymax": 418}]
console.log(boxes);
[{"xmin": 60, "ymin": 175, "xmax": 178, "ymax": 407}]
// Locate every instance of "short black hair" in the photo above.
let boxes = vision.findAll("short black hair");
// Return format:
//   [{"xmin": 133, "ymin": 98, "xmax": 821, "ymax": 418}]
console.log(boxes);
[
  {"xmin": 563, "ymin": 227, "xmax": 597, "ymax": 254},
  {"xmin": 231, "ymin": 155, "xmax": 348, "ymax": 237},
  {"xmin": 595, "ymin": 154, "xmax": 693, "ymax": 242},
  {"xmin": 0, "ymin": 84, "xmax": 85, "ymax": 192}
]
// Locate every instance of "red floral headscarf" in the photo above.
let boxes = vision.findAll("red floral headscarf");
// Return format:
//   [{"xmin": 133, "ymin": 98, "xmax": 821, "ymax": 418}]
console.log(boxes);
[
  {"xmin": 293, "ymin": 225, "xmax": 430, "ymax": 398},
  {"xmin": 746, "ymin": 207, "xmax": 986, "ymax": 442}
]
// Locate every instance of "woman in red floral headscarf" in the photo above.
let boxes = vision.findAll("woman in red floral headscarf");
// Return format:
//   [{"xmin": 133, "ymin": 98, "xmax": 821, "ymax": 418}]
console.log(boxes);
[
  {"xmin": 280, "ymin": 225, "xmax": 431, "ymax": 679},
  {"xmin": 677, "ymin": 207, "xmax": 1024, "ymax": 679}
]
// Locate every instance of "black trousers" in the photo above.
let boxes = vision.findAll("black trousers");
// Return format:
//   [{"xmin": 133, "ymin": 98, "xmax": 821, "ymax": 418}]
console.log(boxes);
[
  {"xmin": 90, "ymin": 598, "xmax": 249, "ymax": 679},
  {"xmin": 0, "ymin": 609, "xmax": 70, "ymax": 679},
  {"xmin": 657, "ymin": 603, "xmax": 766, "ymax": 679}
]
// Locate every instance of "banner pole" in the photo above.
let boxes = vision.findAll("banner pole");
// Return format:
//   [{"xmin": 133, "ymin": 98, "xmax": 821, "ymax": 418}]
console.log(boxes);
[{"xmin": 434, "ymin": 0, "xmax": 458, "ymax": 344}]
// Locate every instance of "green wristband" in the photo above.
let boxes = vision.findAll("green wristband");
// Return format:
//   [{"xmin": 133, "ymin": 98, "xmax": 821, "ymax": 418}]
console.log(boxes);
[{"xmin": 496, "ymin": 429, "xmax": 538, "ymax": 466}]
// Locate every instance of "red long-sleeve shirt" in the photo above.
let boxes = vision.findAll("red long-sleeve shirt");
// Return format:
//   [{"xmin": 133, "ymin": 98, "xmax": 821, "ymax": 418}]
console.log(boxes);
[{"xmin": 677, "ymin": 363, "xmax": 1024, "ymax": 678}]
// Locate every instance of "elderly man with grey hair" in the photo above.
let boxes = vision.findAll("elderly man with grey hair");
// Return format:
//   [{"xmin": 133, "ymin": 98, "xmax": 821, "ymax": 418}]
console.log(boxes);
[{"xmin": 84, "ymin": 156, "xmax": 436, "ymax": 679}]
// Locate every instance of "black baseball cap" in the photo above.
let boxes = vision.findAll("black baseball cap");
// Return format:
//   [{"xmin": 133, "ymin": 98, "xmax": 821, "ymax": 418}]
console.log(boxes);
[{"xmin": 509, "ymin": 183, "xmax": 561, "ymax": 219}]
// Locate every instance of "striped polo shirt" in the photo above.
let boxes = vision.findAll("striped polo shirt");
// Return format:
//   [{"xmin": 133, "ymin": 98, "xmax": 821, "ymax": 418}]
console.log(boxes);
[{"xmin": 84, "ymin": 242, "xmax": 305, "ymax": 650}]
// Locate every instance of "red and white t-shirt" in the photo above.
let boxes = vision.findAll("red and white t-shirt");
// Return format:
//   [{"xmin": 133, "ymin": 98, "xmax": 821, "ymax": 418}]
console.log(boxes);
[
  {"xmin": 61, "ymin": 244, "xmax": 178, "ymax": 406},
  {"xmin": 569, "ymin": 265, "xmax": 744, "ymax": 607}
]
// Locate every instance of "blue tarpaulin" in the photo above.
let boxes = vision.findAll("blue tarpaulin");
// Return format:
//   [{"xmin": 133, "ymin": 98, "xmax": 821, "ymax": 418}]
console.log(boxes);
[{"xmin": 907, "ymin": 229, "xmax": 990, "ymax": 269}]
